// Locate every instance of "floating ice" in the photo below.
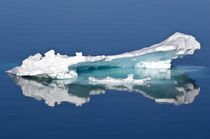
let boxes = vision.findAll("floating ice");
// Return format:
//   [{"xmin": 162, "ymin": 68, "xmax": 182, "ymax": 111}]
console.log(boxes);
[{"xmin": 7, "ymin": 32, "xmax": 200, "ymax": 79}]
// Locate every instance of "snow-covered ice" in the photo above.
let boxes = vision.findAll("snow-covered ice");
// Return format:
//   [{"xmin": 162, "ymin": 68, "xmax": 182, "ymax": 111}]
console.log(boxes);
[{"xmin": 7, "ymin": 32, "xmax": 200, "ymax": 79}]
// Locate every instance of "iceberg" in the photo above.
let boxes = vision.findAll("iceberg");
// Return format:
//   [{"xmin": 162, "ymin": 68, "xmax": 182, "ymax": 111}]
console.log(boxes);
[
  {"xmin": 7, "ymin": 32, "xmax": 200, "ymax": 79},
  {"xmin": 6, "ymin": 31, "xmax": 202, "ymax": 107}
]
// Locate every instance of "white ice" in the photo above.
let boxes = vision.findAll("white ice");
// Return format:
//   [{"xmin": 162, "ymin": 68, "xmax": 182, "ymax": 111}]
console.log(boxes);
[{"xmin": 7, "ymin": 32, "xmax": 200, "ymax": 79}]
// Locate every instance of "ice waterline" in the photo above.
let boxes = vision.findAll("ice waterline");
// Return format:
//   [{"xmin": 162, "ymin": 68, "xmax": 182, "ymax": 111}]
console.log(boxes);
[{"xmin": 7, "ymin": 32, "xmax": 200, "ymax": 80}]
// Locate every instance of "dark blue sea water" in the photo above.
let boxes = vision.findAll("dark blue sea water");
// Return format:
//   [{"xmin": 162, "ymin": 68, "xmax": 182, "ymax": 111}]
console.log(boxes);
[{"xmin": 0, "ymin": 0, "xmax": 210, "ymax": 138}]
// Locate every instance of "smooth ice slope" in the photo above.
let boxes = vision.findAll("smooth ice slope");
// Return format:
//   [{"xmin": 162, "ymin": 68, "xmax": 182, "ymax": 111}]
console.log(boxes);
[{"xmin": 7, "ymin": 32, "xmax": 200, "ymax": 79}]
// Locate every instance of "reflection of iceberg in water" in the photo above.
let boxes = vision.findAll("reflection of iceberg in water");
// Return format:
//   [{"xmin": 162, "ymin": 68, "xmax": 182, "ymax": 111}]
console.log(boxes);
[
  {"xmin": 134, "ymin": 75, "xmax": 200, "ymax": 105},
  {"xmin": 11, "ymin": 76, "xmax": 90, "ymax": 107},
  {"xmin": 9, "ymin": 67, "xmax": 200, "ymax": 107}
]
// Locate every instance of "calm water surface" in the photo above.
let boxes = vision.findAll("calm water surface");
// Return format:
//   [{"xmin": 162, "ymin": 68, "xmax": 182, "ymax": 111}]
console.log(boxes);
[{"xmin": 0, "ymin": 0, "xmax": 210, "ymax": 138}]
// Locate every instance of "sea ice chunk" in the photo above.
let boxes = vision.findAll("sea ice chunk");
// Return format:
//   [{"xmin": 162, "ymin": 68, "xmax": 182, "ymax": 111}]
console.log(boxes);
[{"xmin": 7, "ymin": 32, "xmax": 200, "ymax": 79}]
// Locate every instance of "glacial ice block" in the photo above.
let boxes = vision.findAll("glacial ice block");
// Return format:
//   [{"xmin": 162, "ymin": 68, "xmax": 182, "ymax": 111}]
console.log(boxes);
[{"xmin": 7, "ymin": 32, "xmax": 200, "ymax": 79}]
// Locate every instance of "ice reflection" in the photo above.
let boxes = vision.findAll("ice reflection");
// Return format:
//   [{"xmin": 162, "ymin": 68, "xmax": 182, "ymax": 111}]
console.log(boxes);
[{"xmin": 8, "ymin": 67, "xmax": 200, "ymax": 107}]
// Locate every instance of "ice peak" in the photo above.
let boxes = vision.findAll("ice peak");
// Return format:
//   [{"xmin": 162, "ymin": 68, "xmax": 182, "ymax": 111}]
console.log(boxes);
[
  {"xmin": 76, "ymin": 52, "xmax": 83, "ymax": 56},
  {"xmin": 44, "ymin": 50, "xmax": 55, "ymax": 57}
]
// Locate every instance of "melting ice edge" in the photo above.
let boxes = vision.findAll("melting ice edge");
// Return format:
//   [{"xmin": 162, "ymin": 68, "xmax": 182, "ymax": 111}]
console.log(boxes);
[{"xmin": 7, "ymin": 32, "xmax": 201, "ymax": 106}]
